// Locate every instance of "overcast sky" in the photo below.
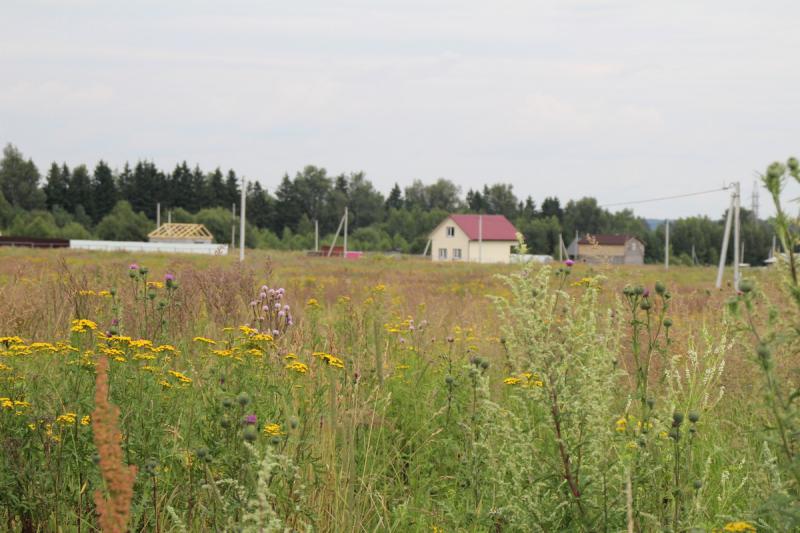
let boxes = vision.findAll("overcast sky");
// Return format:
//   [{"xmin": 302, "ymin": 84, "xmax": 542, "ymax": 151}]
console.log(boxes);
[{"xmin": 2, "ymin": 0, "xmax": 799, "ymax": 219}]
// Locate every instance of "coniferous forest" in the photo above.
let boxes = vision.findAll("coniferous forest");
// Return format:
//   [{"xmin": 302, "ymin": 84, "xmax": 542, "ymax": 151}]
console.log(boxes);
[{"xmin": 0, "ymin": 143, "xmax": 774, "ymax": 264}]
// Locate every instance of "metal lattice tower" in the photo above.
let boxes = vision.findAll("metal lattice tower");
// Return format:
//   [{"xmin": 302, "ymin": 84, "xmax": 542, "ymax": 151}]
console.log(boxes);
[{"xmin": 752, "ymin": 180, "xmax": 759, "ymax": 221}]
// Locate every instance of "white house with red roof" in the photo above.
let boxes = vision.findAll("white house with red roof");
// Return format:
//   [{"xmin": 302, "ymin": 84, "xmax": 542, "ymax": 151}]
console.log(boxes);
[{"xmin": 429, "ymin": 214, "xmax": 519, "ymax": 263}]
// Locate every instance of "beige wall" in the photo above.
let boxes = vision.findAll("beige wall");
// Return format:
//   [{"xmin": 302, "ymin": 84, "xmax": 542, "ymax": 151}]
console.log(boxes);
[
  {"xmin": 467, "ymin": 240, "xmax": 514, "ymax": 263},
  {"xmin": 577, "ymin": 241, "xmax": 644, "ymax": 265},
  {"xmin": 431, "ymin": 220, "xmax": 470, "ymax": 262},
  {"xmin": 580, "ymin": 244, "xmax": 625, "ymax": 258},
  {"xmin": 430, "ymin": 218, "xmax": 514, "ymax": 263}
]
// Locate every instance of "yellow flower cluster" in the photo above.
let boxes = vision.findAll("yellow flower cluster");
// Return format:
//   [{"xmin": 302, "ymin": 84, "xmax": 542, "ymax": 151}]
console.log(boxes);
[
  {"xmin": 167, "ymin": 370, "xmax": 192, "ymax": 384},
  {"xmin": 313, "ymin": 351, "xmax": 344, "ymax": 369},
  {"xmin": 1, "ymin": 397, "xmax": 30, "ymax": 410},
  {"xmin": 286, "ymin": 361, "xmax": 309, "ymax": 374},
  {"xmin": 503, "ymin": 371, "xmax": 543, "ymax": 388},
  {"xmin": 193, "ymin": 336, "xmax": 216, "ymax": 345},
  {"xmin": 0, "ymin": 336, "xmax": 24, "ymax": 345},
  {"xmin": 77, "ymin": 289, "xmax": 112, "ymax": 297},
  {"xmin": 70, "ymin": 319, "xmax": 98, "ymax": 333},
  {"xmin": 721, "ymin": 522, "xmax": 756, "ymax": 532},
  {"xmin": 384, "ymin": 316, "xmax": 414, "ymax": 334},
  {"xmin": 571, "ymin": 276, "xmax": 600, "ymax": 288},
  {"xmin": 56, "ymin": 413, "xmax": 77, "ymax": 425},
  {"xmin": 239, "ymin": 325, "xmax": 258, "ymax": 336},
  {"xmin": 263, "ymin": 423, "xmax": 284, "ymax": 436},
  {"xmin": 306, "ymin": 298, "xmax": 321, "ymax": 309}
]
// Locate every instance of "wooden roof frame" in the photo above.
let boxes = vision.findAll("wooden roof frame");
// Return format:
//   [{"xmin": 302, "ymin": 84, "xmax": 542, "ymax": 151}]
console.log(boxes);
[{"xmin": 148, "ymin": 223, "xmax": 213, "ymax": 241}]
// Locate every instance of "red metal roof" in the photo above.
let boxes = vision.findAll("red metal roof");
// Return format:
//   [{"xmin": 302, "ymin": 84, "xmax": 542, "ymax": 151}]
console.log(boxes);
[
  {"xmin": 449, "ymin": 214, "xmax": 518, "ymax": 241},
  {"xmin": 577, "ymin": 234, "xmax": 641, "ymax": 246}
]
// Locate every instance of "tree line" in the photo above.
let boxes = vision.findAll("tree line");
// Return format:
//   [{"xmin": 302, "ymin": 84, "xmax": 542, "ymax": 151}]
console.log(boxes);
[{"xmin": 0, "ymin": 143, "xmax": 775, "ymax": 264}]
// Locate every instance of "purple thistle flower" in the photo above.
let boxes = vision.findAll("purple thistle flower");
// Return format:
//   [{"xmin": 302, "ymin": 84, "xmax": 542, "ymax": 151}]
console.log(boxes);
[
  {"xmin": 272, "ymin": 329, "xmax": 280, "ymax": 336},
  {"xmin": 278, "ymin": 310, "xmax": 285, "ymax": 319},
  {"xmin": 250, "ymin": 300, "xmax": 258, "ymax": 307},
  {"xmin": 165, "ymin": 273, "xmax": 175, "ymax": 281},
  {"xmin": 565, "ymin": 259, "xmax": 574, "ymax": 267},
  {"xmin": 643, "ymin": 288, "xmax": 650, "ymax": 298},
  {"xmin": 262, "ymin": 305, "xmax": 269, "ymax": 312},
  {"xmin": 129, "ymin": 263, "xmax": 139, "ymax": 270},
  {"xmin": 244, "ymin": 414, "xmax": 257, "ymax": 425},
  {"xmin": 259, "ymin": 292, "xmax": 267, "ymax": 300}
]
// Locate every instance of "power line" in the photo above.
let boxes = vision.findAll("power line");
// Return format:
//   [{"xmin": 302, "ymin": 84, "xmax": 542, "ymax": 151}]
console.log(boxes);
[{"xmin": 599, "ymin": 186, "xmax": 730, "ymax": 208}]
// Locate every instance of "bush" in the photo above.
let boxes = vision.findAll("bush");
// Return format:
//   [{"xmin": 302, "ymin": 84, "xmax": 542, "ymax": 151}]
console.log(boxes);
[{"xmin": 95, "ymin": 201, "xmax": 153, "ymax": 241}]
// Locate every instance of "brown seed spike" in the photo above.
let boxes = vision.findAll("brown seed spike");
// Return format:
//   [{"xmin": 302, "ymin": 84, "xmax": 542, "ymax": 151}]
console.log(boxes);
[{"xmin": 92, "ymin": 355, "xmax": 137, "ymax": 532}]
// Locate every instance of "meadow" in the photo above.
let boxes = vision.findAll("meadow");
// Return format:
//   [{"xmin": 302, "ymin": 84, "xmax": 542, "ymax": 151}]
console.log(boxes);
[{"xmin": 0, "ymin": 245, "xmax": 795, "ymax": 532}]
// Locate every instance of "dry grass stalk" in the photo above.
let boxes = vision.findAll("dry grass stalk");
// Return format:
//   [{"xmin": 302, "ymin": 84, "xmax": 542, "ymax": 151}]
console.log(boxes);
[{"xmin": 92, "ymin": 355, "xmax": 137, "ymax": 532}]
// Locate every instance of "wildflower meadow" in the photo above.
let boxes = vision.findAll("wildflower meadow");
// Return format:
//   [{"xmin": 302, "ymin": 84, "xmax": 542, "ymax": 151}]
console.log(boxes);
[{"xmin": 3, "ymin": 160, "xmax": 800, "ymax": 531}]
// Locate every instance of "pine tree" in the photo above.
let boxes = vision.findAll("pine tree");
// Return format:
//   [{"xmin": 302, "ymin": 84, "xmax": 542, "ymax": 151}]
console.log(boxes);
[
  {"xmin": 274, "ymin": 174, "xmax": 302, "ymax": 231},
  {"xmin": 247, "ymin": 181, "xmax": 276, "ymax": 230},
  {"xmin": 225, "ymin": 170, "xmax": 240, "ymax": 207},
  {"xmin": 385, "ymin": 183, "xmax": 403, "ymax": 210},
  {"xmin": 207, "ymin": 168, "xmax": 226, "ymax": 208},
  {"xmin": 91, "ymin": 161, "xmax": 118, "ymax": 223},
  {"xmin": 68, "ymin": 164, "xmax": 93, "ymax": 217},
  {"xmin": 128, "ymin": 161, "xmax": 159, "ymax": 219},
  {"xmin": 169, "ymin": 162, "xmax": 193, "ymax": 211},
  {"xmin": 44, "ymin": 162, "xmax": 70, "ymax": 210},
  {"xmin": 189, "ymin": 165, "xmax": 208, "ymax": 212}
]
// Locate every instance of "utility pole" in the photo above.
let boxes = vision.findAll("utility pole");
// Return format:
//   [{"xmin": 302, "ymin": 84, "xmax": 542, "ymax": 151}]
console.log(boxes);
[
  {"xmin": 478, "ymin": 215, "xmax": 483, "ymax": 263},
  {"xmin": 231, "ymin": 203, "xmax": 236, "ymax": 249},
  {"xmin": 752, "ymin": 180, "xmax": 759, "ymax": 221},
  {"xmin": 343, "ymin": 207, "xmax": 348, "ymax": 257},
  {"xmin": 239, "ymin": 178, "xmax": 246, "ymax": 262},
  {"xmin": 665, "ymin": 220, "xmax": 669, "ymax": 270},
  {"xmin": 314, "ymin": 219, "xmax": 319, "ymax": 252},
  {"xmin": 733, "ymin": 181, "xmax": 741, "ymax": 290},
  {"xmin": 715, "ymin": 183, "xmax": 741, "ymax": 289},
  {"xmin": 156, "ymin": 202, "xmax": 161, "ymax": 228}
]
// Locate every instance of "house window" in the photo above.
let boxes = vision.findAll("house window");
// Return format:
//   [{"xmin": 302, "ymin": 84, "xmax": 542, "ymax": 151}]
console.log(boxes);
[
  {"xmin": 446, "ymin": 226, "xmax": 455, "ymax": 237},
  {"xmin": 438, "ymin": 248, "xmax": 448, "ymax": 259},
  {"xmin": 453, "ymin": 248, "xmax": 462, "ymax": 259}
]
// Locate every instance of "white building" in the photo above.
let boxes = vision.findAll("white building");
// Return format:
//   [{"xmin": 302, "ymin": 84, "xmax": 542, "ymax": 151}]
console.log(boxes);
[{"xmin": 429, "ymin": 214, "xmax": 519, "ymax": 264}]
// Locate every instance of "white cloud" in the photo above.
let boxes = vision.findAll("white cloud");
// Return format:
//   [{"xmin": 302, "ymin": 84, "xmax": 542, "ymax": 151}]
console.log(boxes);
[{"xmin": 0, "ymin": 0, "xmax": 799, "ymax": 218}]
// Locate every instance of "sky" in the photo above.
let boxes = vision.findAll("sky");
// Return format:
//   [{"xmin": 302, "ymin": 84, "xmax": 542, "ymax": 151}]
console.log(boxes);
[{"xmin": 2, "ymin": 0, "xmax": 799, "ymax": 219}]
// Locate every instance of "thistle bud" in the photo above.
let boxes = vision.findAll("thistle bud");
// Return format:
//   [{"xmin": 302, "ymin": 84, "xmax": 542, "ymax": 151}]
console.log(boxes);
[
  {"xmin": 237, "ymin": 392, "xmax": 251, "ymax": 407},
  {"xmin": 739, "ymin": 279, "xmax": 754, "ymax": 294},
  {"xmin": 243, "ymin": 426, "xmax": 258, "ymax": 442},
  {"xmin": 688, "ymin": 411, "xmax": 700, "ymax": 423},
  {"xmin": 663, "ymin": 318, "xmax": 673, "ymax": 328},
  {"xmin": 673, "ymin": 412, "xmax": 684, "ymax": 426},
  {"xmin": 655, "ymin": 281, "xmax": 666, "ymax": 295}
]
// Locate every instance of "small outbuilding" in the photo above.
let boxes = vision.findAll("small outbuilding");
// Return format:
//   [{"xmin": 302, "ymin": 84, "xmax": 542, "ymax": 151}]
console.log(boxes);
[
  {"xmin": 429, "ymin": 214, "xmax": 519, "ymax": 264},
  {"xmin": 567, "ymin": 234, "xmax": 645, "ymax": 265},
  {"xmin": 148, "ymin": 223, "xmax": 214, "ymax": 244}
]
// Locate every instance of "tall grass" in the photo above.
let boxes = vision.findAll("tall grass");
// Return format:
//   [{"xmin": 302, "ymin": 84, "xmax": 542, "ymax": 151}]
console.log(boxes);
[{"xmin": 0, "ymin": 245, "xmax": 789, "ymax": 531}]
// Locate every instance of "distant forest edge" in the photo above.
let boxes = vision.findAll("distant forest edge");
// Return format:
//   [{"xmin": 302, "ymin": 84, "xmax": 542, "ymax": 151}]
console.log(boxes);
[{"xmin": 0, "ymin": 143, "xmax": 774, "ymax": 265}]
